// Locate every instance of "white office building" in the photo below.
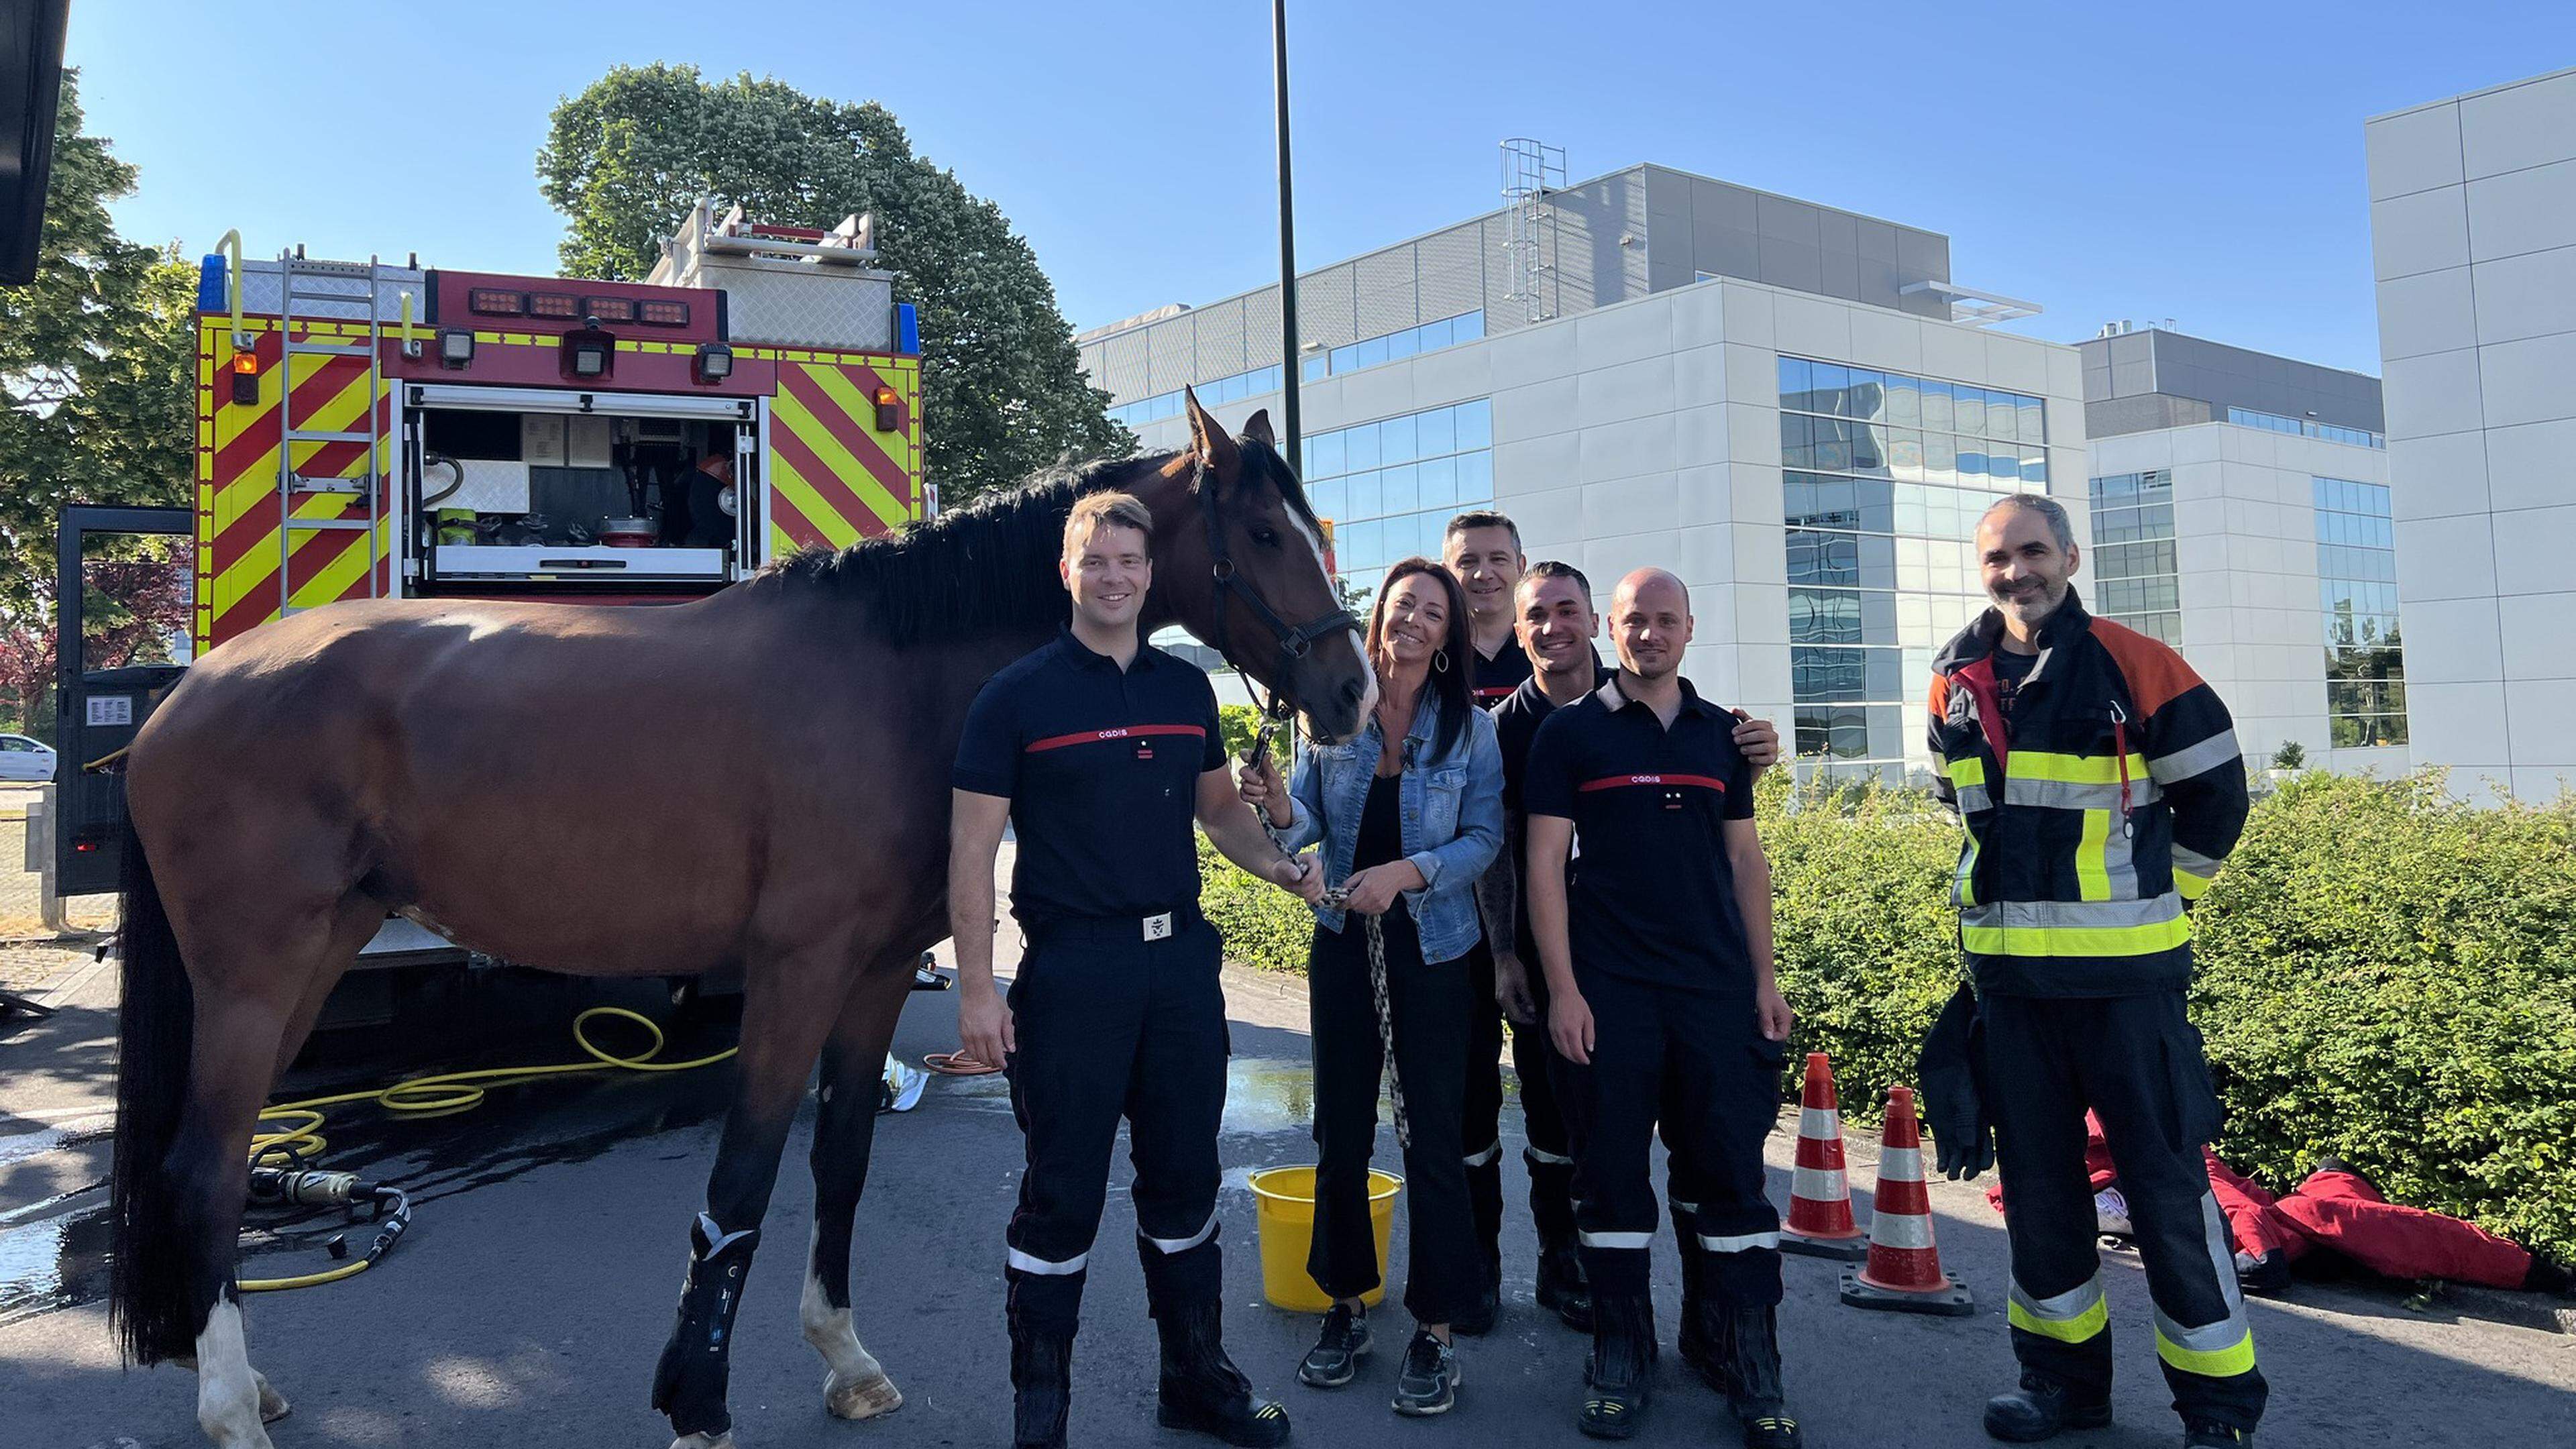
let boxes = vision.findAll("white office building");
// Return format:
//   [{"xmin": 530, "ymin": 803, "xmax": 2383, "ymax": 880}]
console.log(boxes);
[
  {"xmin": 2367, "ymin": 66, "xmax": 2576, "ymax": 800},
  {"xmin": 1077, "ymin": 158, "xmax": 2084, "ymax": 784},
  {"xmin": 2077, "ymin": 327, "xmax": 2404, "ymax": 775}
]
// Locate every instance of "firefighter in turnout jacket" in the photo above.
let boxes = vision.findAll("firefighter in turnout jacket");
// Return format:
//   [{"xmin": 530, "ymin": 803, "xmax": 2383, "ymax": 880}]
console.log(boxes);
[{"xmin": 1929, "ymin": 494, "xmax": 2264, "ymax": 1449}]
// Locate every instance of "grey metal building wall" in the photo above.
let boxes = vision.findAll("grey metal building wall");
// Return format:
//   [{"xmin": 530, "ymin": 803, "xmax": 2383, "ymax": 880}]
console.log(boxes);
[
  {"xmin": 2080, "ymin": 330, "xmax": 2385, "ymax": 436},
  {"xmin": 1075, "ymin": 162, "xmax": 1961, "ymax": 404}
]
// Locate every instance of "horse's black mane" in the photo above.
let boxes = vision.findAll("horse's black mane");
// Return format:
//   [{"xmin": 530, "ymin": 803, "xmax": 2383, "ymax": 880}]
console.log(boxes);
[{"xmin": 755, "ymin": 437, "xmax": 1319, "ymax": 647}]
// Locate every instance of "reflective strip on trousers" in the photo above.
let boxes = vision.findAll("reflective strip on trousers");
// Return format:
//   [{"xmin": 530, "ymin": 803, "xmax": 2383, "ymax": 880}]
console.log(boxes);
[
  {"xmin": 2149, "ymin": 729, "xmax": 2241, "ymax": 785},
  {"xmin": 2007, "ymin": 1273, "xmax": 2109, "ymax": 1344},
  {"xmin": 1007, "ymin": 1246, "xmax": 1089, "ymax": 1276},
  {"xmin": 1579, "ymin": 1230, "xmax": 1655, "ymax": 1249},
  {"xmin": 1960, "ymin": 894, "xmax": 2189, "ymax": 958},
  {"xmin": 1525, "ymin": 1145, "xmax": 1573, "ymax": 1167},
  {"xmin": 2155, "ymin": 1193, "xmax": 2257, "ymax": 1378},
  {"xmin": 1138, "ymin": 1209, "xmax": 1218, "ymax": 1256},
  {"xmin": 1698, "ymin": 1230, "xmax": 1781, "ymax": 1253}
]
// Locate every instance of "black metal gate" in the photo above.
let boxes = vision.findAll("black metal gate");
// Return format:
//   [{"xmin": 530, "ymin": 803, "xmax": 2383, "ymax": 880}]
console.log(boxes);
[{"xmin": 52, "ymin": 505, "xmax": 193, "ymax": 896}]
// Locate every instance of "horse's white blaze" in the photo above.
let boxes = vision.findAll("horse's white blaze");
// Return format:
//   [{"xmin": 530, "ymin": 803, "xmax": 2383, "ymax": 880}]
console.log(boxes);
[
  {"xmin": 193, "ymin": 1301, "xmax": 274, "ymax": 1449},
  {"xmin": 801, "ymin": 1231, "xmax": 902, "ymax": 1420}
]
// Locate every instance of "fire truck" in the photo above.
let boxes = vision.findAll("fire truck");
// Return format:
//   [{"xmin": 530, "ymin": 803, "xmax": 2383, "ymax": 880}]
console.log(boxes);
[{"xmin": 50, "ymin": 203, "xmax": 925, "ymax": 986}]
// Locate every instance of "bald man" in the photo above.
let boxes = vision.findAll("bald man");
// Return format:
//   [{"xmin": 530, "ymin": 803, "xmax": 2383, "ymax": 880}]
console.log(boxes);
[{"xmin": 1523, "ymin": 570, "xmax": 1801, "ymax": 1447}]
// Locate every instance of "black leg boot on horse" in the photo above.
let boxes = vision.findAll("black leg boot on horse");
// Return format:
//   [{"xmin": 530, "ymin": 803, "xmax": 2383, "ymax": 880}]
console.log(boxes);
[
  {"xmin": 654, "ymin": 1214, "xmax": 761, "ymax": 1448},
  {"xmin": 1143, "ymin": 1238, "xmax": 1292, "ymax": 1446}
]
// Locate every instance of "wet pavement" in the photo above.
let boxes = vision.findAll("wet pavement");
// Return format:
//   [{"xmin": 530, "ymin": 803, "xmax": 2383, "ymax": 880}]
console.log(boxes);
[{"xmin": 3, "ymin": 929, "xmax": 2572, "ymax": 1447}]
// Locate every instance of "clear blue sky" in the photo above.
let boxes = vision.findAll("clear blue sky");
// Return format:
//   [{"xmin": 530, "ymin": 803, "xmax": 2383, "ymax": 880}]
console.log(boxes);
[{"xmin": 70, "ymin": 0, "xmax": 2576, "ymax": 376}]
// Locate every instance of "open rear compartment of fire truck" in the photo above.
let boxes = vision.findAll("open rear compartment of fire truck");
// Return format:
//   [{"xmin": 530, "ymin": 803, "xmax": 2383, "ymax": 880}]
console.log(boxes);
[{"xmin": 50, "ymin": 204, "xmax": 925, "ymax": 1030}]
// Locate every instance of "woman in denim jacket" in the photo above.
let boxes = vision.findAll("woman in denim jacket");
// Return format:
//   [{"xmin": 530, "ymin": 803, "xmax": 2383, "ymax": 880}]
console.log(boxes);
[{"xmin": 1238, "ymin": 557, "xmax": 1503, "ymax": 1417}]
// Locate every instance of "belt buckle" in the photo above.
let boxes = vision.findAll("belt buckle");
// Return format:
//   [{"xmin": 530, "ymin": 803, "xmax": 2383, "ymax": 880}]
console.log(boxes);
[{"xmin": 1142, "ymin": 912, "xmax": 1173, "ymax": 942}]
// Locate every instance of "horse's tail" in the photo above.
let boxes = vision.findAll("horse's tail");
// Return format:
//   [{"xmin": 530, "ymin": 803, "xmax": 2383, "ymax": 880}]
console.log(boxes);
[{"xmin": 108, "ymin": 812, "xmax": 201, "ymax": 1364}]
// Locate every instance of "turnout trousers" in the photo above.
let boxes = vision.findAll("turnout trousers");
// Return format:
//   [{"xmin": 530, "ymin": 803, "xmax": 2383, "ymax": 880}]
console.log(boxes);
[
  {"xmin": 1982, "ymin": 989, "xmax": 2268, "ymax": 1432},
  {"xmin": 1004, "ymin": 912, "xmax": 1229, "ymax": 1336},
  {"xmin": 1558, "ymin": 969, "xmax": 1782, "ymax": 1304}
]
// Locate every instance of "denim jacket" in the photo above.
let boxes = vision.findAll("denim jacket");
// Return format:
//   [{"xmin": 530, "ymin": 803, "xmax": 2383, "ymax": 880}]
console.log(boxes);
[{"xmin": 1269, "ymin": 689, "xmax": 1504, "ymax": 963}]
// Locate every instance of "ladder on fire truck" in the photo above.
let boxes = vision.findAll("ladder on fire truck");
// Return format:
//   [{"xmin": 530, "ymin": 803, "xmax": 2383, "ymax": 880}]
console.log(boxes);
[{"xmin": 274, "ymin": 250, "xmax": 386, "ymax": 616}]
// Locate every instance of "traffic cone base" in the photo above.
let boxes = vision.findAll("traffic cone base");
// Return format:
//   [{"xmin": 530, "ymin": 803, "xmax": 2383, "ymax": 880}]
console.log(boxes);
[
  {"xmin": 1837, "ymin": 1085, "xmax": 1976, "ymax": 1318},
  {"xmin": 1779, "ymin": 1053, "xmax": 1869, "ymax": 1261}
]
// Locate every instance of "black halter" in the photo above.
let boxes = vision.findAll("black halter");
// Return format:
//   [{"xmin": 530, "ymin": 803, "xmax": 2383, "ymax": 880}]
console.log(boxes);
[{"xmin": 1195, "ymin": 453, "xmax": 1358, "ymax": 720}]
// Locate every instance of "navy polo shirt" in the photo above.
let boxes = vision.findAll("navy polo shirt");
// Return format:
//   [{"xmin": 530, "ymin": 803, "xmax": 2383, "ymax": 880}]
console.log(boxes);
[
  {"xmin": 1522, "ymin": 674, "xmax": 1758, "ymax": 992},
  {"xmin": 953, "ymin": 628, "xmax": 1225, "ymax": 930},
  {"xmin": 1489, "ymin": 659, "xmax": 1608, "ymax": 962},
  {"xmin": 1472, "ymin": 635, "xmax": 1535, "ymax": 708}
]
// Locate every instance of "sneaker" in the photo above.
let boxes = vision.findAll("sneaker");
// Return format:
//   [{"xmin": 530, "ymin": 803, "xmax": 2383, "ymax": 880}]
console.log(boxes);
[
  {"xmin": 2092, "ymin": 1187, "xmax": 2133, "ymax": 1237},
  {"xmin": 1297, "ymin": 1303, "xmax": 1371, "ymax": 1389},
  {"xmin": 2182, "ymin": 1420, "xmax": 2255, "ymax": 1448},
  {"xmin": 1391, "ymin": 1330, "xmax": 1460, "ymax": 1416}
]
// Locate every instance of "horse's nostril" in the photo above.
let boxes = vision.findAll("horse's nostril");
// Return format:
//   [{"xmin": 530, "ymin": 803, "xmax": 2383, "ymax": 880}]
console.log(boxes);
[{"xmin": 1341, "ymin": 678, "xmax": 1366, "ymax": 706}]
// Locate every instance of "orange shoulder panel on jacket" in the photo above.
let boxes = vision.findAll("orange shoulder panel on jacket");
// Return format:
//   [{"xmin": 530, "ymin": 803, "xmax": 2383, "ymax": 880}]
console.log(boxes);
[
  {"xmin": 1927, "ymin": 671, "xmax": 1952, "ymax": 718},
  {"xmin": 2090, "ymin": 617, "xmax": 2204, "ymax": 717}
]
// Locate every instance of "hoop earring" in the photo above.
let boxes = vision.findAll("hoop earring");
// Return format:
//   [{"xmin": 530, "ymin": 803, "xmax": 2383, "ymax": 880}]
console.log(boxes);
[{"xmin": 1434, "ymin": 649, "xmax": 1451, "ymax": 674}]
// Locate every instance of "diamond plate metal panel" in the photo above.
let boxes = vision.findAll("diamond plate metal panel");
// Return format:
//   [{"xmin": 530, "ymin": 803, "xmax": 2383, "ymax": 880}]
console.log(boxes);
[{"xmin": 701, "ymin": 258, "xmax": 896, "ymax": 350}]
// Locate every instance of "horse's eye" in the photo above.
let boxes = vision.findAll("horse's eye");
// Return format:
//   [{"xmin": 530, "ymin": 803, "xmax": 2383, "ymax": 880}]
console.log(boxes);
[{"xmin": 1250, "ymin": 527, "xmax": 1281, "ymax": 548}]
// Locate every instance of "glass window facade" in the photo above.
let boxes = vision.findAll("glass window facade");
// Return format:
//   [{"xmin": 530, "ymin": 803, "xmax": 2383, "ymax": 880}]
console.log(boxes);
[
  {"xmin": 2227, "ymin": 406, "xmax": 2383, "ymax": 449},
  {"xmin": 1299, "ymin": 311, "xmax": 1485, "ymax": 384},
  {"xmin": 2313, "ymin": 476, "xmax": 2406, "ymax": 748},
  {"xmin": 2087, "ymin": 471, "xmax": 2181, "ymax": 646},
  {"xmin": 1780, "ymin": 356, "xmax": 2050, "ymax": 782},
  {"xmin": 1106, "ymin": 364, "xmax": 1286, "ymax": 429},
  {"xmin": 1303, "ymin": 398, "xmax": 1494, "ymax": 594}
]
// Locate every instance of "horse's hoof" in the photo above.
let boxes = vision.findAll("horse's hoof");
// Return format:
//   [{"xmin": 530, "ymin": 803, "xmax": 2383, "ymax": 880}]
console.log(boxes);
[
  {"xmin": 668, "ymin": 1434, "xmax": 733, "ymax": 1449},
  {"xmin": 825, "ymin": 1367, "xmax": 904, "ymax": 1419},
  {"xmin": 257, "ymin": 1381, "xmax": 291, "ymax": 1424}
]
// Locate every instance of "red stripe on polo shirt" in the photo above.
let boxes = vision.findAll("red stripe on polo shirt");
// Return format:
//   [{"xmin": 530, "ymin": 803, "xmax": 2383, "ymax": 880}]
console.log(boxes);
[
  {"xmin": 1024, "ymin": 723, "xmax": 1208, "ymax": 754},
  {"xmin": 1576, "ymin": 773, "xmax": 1728, "ymax": 793}
]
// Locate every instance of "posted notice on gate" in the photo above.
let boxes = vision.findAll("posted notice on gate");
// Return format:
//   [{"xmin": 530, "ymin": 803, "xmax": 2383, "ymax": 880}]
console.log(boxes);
[{"xmin": 87, "ymin": 695, "xmax": 133, "ymax": 727}]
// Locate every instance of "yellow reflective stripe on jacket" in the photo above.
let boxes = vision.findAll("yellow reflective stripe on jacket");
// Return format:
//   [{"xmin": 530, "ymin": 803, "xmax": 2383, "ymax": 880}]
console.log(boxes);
[
  {"xmin": 2076, "ymin": 809, "xmax": 2112, "ymax": 902},
  {"xmin": 1960, "ymin": 896, "xmax": 2189, "ymax": 957},
  {"xmin": 1947, "ymin": 757, "xmax": 1987, "ymax": 790},
  {"xmin": 2171, "ymin": 843, "xmax": 2223, "ymax": 900},
  {"xmin": 2008, "ymin": 1276, "xmax": 2108, "ymax": 1344},
  {"xmin": 2010, "ymin": 749, "xmax": 2151, "ymax": 786}
]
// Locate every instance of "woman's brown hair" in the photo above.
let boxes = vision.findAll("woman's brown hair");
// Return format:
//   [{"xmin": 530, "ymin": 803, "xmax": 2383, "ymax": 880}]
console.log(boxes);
[{"xmin": 1365, "ymin": 556, "xmax": 1477, "ymax": 762}]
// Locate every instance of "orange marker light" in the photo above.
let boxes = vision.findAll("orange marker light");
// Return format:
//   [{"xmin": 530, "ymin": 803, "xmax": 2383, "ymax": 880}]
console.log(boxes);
[
  {"xmin": 873, "ymin": 386, "xmax": 901, "ymax": 432},
  {"xmin": 230, "ymin": 350, "xmax": 259, "ymax": 405}
]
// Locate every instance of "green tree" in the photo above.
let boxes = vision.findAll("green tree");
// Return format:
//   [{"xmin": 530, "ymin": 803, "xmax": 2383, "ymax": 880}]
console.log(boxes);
[
  {"xmin": 537, "ymin": 64, "xmax": 1126, "ymax": 507},
  {"xmin": 0, "ymin": 70, "xmax": 195, "ymax": 619}
]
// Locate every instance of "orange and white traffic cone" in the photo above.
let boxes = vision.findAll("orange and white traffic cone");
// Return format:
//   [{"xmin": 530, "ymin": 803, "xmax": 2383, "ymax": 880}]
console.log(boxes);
[
  {"xmin": 1779, "ymin": 1052, "xmax": 1869, "ymax": 1261},
  {"xmin": 1839, "ymin": 1085, "xmax": 1975, "ymax": 1316}
]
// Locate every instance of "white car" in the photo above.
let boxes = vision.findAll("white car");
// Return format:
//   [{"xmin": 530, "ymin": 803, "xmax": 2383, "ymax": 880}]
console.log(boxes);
[{"xmin": 0, "ymin": 733, "xmax": 57, "ymax": 782}]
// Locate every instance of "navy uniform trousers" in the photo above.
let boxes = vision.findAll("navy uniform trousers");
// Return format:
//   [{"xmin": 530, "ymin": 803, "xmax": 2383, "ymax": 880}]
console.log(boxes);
[
  {"xmin": 1004, "ymin": 912, "xmax": 1229, "ymax": 1336},
  {"xmin": 1984, "ymin": 990, "xmax": 2267, "ymax": 1431}
]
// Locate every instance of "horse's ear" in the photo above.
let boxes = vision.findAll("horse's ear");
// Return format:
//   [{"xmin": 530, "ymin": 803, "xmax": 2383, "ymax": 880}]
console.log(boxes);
[
  {"xmin": 1185, "ymin": 386, "xmax": 1237, "ymax": 485},
  {"xmin": 1241, "ymin": 409, "xmax": 1277, "ymax": 449}
]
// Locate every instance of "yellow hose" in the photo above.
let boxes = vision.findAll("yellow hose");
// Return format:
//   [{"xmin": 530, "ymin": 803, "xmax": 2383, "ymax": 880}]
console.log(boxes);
[{"xmin": 239, "ymin": 1006, "xmax": 737, "ymax": 1291}]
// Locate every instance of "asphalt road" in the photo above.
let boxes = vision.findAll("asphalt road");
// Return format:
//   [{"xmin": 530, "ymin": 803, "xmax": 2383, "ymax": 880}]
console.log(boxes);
[{"xmin": 3, "ymin": 935, "xmax": 2571, "ymax": 1448}]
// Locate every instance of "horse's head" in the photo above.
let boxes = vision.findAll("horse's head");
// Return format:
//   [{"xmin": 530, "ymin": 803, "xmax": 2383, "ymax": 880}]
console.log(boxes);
[{"xmin": 1137, "ymin": 389, "xmax": 1373, "ymax": 745}]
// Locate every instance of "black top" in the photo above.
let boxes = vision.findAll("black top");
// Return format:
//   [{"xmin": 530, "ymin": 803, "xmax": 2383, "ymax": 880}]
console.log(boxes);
[
  {"xmin": 953, "ymin": 628, "xmax": 1225, "ymax": 929},
  {"xmin": 1523, "ymin": 675, "xmax": 1760, "ymax": 991},
  {"xmin": 1488, "ymin": 661, "xmax": 1609, "ymax": 961},
  {"xmin": 1990, "ymin": 645, "xmax": 2038, "ymax": 719},
  {"xmin": 1354, "ymin": 771, "xmax": 1402, "ymax": 871},
  {"xmin": 1472, "ymin": 635, "xmax": 1535, "ymax": 708}
]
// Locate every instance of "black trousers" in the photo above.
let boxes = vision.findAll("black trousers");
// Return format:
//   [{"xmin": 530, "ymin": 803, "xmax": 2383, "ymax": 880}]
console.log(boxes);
[
  {"xmin": 1004, "ymin": 914, "xmax": 1228, "ymax": 1334},
  {"xmin": 1307, "ymin": 906, "xmax": 1481, "ymax": 1324},
  {"xmin": 1558, "ymin": 969, "xmax": 1782, "ymax": 1302},
  {"xmin": 1463, "ymin": 944, "xmax": 1508, "ymax": 1263},
  {"xmin": 1982, "ymin": 990, "xmax": 2268, "ymax": 1432}
]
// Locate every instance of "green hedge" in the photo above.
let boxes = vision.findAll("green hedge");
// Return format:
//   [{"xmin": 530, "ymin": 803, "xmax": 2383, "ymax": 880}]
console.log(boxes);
[{"xmin": 1197, "ymin": 765, "xmax": 2576, "ymax": 1260}]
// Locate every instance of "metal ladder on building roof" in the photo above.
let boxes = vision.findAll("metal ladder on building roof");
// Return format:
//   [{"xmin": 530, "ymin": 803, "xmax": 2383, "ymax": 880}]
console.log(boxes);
[{"xmin": 275, "ymin": 250, "xmax": 386, "ymax": 618}]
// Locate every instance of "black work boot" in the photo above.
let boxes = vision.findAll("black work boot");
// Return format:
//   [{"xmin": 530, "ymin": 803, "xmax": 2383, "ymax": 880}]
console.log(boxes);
[
  {"xmin": 1577, "ymin": 1293, "xmax": 1656, "ymax": 1440},
  {"xmin": 1530, "ymin": 1155, "xmax": 1593, "ymax": 1330},
  {"xmin": 1006, "ymin": 1313, "xmax": 1075, "ymax": 1449},
  {"xmin": 1673, "ymin": 1206, "xmax": 1721, "ymax": 1391},
  {"xmin": 1152, "ymin": 1300, "xmax": 1291, "ymax": 1446},
  {"xmin": 1715, "ymin": 1302, "xmax": 1802, "ymax": 1448},
  {"xmin": 1983, "ymin": 1373, "xmax": 2112, "ymax": 1442},
  {"xmin": 2182, "ymin": 1419, "xmax": 2256, "ymax": 1448},
  {"xmin": 649, "ymin": 1213, "xmax": 760, "ymax": 1442}
]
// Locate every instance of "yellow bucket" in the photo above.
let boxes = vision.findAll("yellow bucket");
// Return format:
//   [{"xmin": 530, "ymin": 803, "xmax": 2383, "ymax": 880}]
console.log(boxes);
[{"xmin": 1247, "ymin": 1166, "xmax": 1403, "ymax": 1312}]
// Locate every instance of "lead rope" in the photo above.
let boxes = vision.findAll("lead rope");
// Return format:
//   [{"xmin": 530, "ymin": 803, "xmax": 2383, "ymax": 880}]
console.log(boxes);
[{"xmin": 1320, "ymin": 885, "xmax": 1409, "ymax": 1150}]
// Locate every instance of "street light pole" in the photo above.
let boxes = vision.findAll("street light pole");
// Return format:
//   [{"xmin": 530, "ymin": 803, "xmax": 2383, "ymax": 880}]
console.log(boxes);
[{"xmin": 1272, "ymin": 0, "xmax": 1301, "ymax": 476}]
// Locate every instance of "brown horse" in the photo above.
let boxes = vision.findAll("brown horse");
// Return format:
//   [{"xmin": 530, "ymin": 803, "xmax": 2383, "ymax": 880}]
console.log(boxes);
[{"xmin": 107, "ymin": 392, "xmax": 1369, "ymax": 1449}]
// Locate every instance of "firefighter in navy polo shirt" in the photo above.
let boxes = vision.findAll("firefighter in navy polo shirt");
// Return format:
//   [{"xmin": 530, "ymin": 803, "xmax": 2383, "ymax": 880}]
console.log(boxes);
[
  {"xmin": 1523, "ymin": 568, "xmax": 1803, "ymax": 1449},
  {"xmin": 949, "ymin": 490, "xmax": 1321, "ymax": 1449}
]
